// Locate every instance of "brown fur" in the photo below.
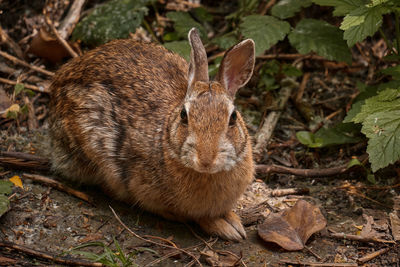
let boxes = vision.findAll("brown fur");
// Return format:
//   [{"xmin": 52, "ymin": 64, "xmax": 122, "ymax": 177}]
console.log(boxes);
[{"xmin": 48, "ymin": 28, "xmax": 255, "ymax": 241}]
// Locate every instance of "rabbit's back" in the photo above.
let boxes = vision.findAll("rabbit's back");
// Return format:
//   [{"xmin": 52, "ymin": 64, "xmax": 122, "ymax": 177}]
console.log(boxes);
[{"xmin": 49, "ymin": 40, "xmax": 188, "ymax": 197}]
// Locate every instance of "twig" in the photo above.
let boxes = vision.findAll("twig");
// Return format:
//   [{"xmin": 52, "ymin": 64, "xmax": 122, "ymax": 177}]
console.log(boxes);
[
  {"xmin": 0, "ymin": 151, "xmax": 50, "ymax": 171},
  {"xmin": 0, "ymin": 50, "xmax": 54, "ymax": 76},
  {"xmin": 109, "ymin": 206, "xmax": 203, "ymax": 267},
  {"xmin": 271, "ymin": 187, "xmax": 310, "ymax": 197},
  {"xmin": 23, "ymin": 95, "xmax": 38, "ymax": 130},
  {"xmin": 0, "ymin": 26, "xmax": 24, "ymax": 59},
  {"xmin": 256, "ymin": 163, "xmax": 350, "ymax": 177},
  {"xmin": 357, "ymin": 248, "xmax": 390, "ymax": 263},
  {"xmin": 45, "ymin": 14, "xmax": 78, "ymax": 58},
  {"xmin": 253, "ymin": 77, "xmax": 298, "ymax": 162},
  {"xmin": 0, "ymin": 241, "xmax": 103, "ymax": 266},
  {"xmin": 260, "ymin": 0, "xmax": 276, "ymax": 15},
  {"xmin": 279, "ymin": 259, "xmax": 357, "ymax": 267},
  {"xmin": 295, "ymin": 72, "xmax": 310, "ymax": 103},
  {"xmin": 329, "ymin": 232, "xmax": 396, "ymax": 244},
  {"xmin": 58, "ymin": 0, "xmax": 86, "ymax": 40},
  {"xmin": 22, "ymin": 173, "xmax": 93, "ymax": 204},
  {"xmin": 0, "ymin": 77, "xmax": 50, "ymax": 93}
]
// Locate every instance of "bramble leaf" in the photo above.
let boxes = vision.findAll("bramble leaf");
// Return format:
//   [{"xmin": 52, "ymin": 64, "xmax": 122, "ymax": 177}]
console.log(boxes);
[
  {"xmin": 271, "ymin": 0, "xmax": 312, "ymax": 19},
  {"xmin": 72, "ymin": 0, "xmax": 150, "ymax": 46},
  {"xmin": 166, "ymin": 12, "xmax": 207, "ymax": 40},
  {"xmin": 212, "ymin": 32, "xmax": 238, "ymax": 50},
  {"xmin": 163, "ymin": 41, "xmax": 191, "ymax": 61},
  {"xmin": 240, "ymin": 15, "xmax": 290, "ymax": 55},
  {"xmin": 288, "ymin": 19, "xmax": 352, "ymax": 63},
  {"xmin": 312, "ymin": 0, "xmax": 367, "ymax": 16}
]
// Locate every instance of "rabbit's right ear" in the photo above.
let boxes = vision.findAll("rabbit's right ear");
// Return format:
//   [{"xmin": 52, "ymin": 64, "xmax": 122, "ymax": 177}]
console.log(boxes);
[{"xmin": 187, "ymin": 28, "xmax": 209, "ymax": 92}]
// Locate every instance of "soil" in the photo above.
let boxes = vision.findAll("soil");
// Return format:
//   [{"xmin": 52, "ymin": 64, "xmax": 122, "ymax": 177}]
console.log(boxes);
[{"xmin": 1, "ymin": 1, "xmax": 400, "ymax": 266}]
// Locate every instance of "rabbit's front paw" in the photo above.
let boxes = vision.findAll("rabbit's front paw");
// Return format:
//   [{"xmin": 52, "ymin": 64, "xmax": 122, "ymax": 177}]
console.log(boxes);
[{"xmin": 197, "ymin": 211, "xmax": 246, "ymax": 241}]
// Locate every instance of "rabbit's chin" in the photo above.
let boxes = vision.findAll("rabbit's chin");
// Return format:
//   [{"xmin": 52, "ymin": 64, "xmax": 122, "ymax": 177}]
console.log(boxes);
[{"xmin": 186, "ymin": 159, "xmax": 237, "ymax": 174}]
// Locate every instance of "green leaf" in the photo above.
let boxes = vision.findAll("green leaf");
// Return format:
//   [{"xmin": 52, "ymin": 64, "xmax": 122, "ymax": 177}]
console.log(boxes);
[
  {"xmin": 352, "ymin": 88, "xmax": 400, "ymax": 123},
  {"xmin": 212, "ymin": 32, "xmax": 238, "ymax": 50},
  {"xmin": 312, "ymin": 0, "xmax": 368, "ymax": 16},
  {"xmin": 239, "ymin": 15, "xmax": 290, "ymax": 55},
  {"xmin": 271, "ymin": 0, "xmax": 312, "ymax": 19},
  {"xmin": 381, "ymin": 65, "xmax": 400, "ymax": 79},
  {"xmin": 0, "ymin": 195, "xmax": 10, "ymax": 217},
  {"xmin": 191, "ymin": 7, "xmax": 213, "ymax": 22},
  {"xmin": 288, "ymin": 19, "xmax": 352, "ymax": 63},
  {"xmin": 362, "ymin": 110, "xmax": 400, "ymax": 171},
  {"xmin": 347, "ymin": 158, "xmax": 362, "ymax": 168},
  {"xmin": 14, "ymin": 83, "xmax": 24, "ymax": 96},
  {"xmin": 0, "ymin": 180, "xmax": 13, "ymax": 195},
  {"xmin": 296, "ymin": 131, "xmax": 323, "ymax": 148},
  {"xmin": 72, "ymin": 0, "xmax": 150, "ymax": 46},
  {"xmin": 340, "ymin": 5, "xmax": 391, "ymax": 47},
  {"xmin": 367, "ymin": 173, "xmax": 376, "ymax": 183},
  {"xmin": 166, "ymin": 12, "xmax": 207, "ymax": 40},
  {"xmin": 314, "ymin": 123, "xmax": 362, "ymax": 146},
  {"xmin": 163, "ymin": 41, "xmax": 191, "ymax": 61}
]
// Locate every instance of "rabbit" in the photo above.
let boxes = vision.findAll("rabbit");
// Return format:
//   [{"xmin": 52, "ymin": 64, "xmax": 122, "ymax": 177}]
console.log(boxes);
[{"xmin": 48, "ymin": 28, "xmax": 255, "ymax": 241}]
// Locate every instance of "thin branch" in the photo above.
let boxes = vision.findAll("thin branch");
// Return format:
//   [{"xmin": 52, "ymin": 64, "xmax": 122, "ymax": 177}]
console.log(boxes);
[
  {"xmin": 0, "ymin": 50, "xmax": 54, "ymax": 76},
  {"xmin": 358, "ymin": 248, "xmax": 390, "ymax": 263},
  {"xmin": 0, "ymin": 241, "xmax": 103, "ymax": 267},
  {"xmin": 109, "ymin": 206, "xmax": 203, "ymax": 267},
  {"xmin": 22, "ymin": 173, "xmax": 93, "ymax": 204},
  {"xmin": 45, "ymin": 15, "xmax": 78, "ymax": 58},
  {"xmin": 256, "ymin": 163, "xmax": 350, "ymax": 177},
  {"xmin": 0, "ymin": 77, "xmax": 50, "ymax": 93},
  {"xmin": 0, "ymin": 26, "xmax": 24, "ymax": 59},
  {"xmin": 58, "ymin": 0, "xmax": 86, "ymax": 40}
]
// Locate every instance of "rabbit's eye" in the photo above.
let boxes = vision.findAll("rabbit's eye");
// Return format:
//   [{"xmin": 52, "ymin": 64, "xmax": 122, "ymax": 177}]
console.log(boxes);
[
  {"xmin": 229, "ymin": 110, "xmax": 237, "ymax": 126},
  {"xmin": 180, "ymin": 108, "xmax": 188, "ymax": 124}
]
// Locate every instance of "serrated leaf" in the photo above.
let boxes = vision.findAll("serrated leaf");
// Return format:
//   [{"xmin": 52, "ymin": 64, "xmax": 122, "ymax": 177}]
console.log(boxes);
[
  {"xmin": 352, "ymin": 89, "xmax": 400, "ymax": 123},
  {"xmin": 166, "ymin": 12, "xmax": 207, "ymax": 40},
  {"xmin": 14, "ymin": 83, "xmax": 24, "ymax": 96},
  {"xmin": 296, "ymin": 131, "xmax": 323, "ymax": 148},
  {"xmin": 0, "ymin": 180, "xmax": 13, "ymax": 195},
  {"xmin": 344, "ymin": 83, "xmax": 380, "ymax": 123},
  {"xmin": 341, "ymin": 5, "xmax": 391, "ymax": 47},
  {"xmin": 192, "ymin": 7, "xmax": 213, "ymax": 22},
  {"xmin": 0, "ymin": 195, "xmax": 10, "ymax": 217},
  {"xmin": 239, "ymin": 15, "xmax": 290, "ymax": 55},
  {"xmin": 72, "ymin": 0, "xmax": 150, "ymax": 46},
  {"xmin": 212, "ymin": 32, "xmax": 238, "ymax": 50},
  {"xmin": 362, "ymin": 110, "xmax": 400, "ymax": 172},
  {"xmin": 9, "ymin": 175, "xmax": 23, "ymax": 189},
  {"xmin": 312, "ymin": 0, "xmax": 368, "ymax": 16},
  {"xmin": 381, "ymin": 65, "xmax": 400, "ymax": 79},
  {"xmin": 288, "ymin": 19, "xmax": 352, "ymax": 63},
  {"xmin": 163, "ymin": 41, "xmax": 190, "ymax": 61},
  {"xmin": 271, "ymin": 0, "xmax": 312, "ymax": 19},
  {"xmin": 314, "ymin": 123, "xmax": 362, "ymax": 146}
]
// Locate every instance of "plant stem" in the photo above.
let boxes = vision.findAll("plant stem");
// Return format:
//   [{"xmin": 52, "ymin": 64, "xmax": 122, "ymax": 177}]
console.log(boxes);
[
  {"xmin": 379, "ymin": 29, "xmax": 392, "ymax": 53},
  {"xmin": 395, "ymin": 11, "xmax": 400, "ymax": 54},
  {"xmin": 142, "ymin": 19, "xmax": 159, "ymax": 44}
]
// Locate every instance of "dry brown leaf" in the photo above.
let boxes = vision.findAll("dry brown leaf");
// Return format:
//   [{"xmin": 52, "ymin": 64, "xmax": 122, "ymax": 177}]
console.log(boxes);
[
  {"xmin": 360, "ymin": 214, "xmax": 385, "ymax": 240},
  {"xmin": 389, "ymin": 212, "xmax": 400, "ymax": 241},
  {"xmin": 28, "ymin": 27, "xmax": 70, "ymax": 63},
  {"xmin": 258, "ymin": 200, "xmax": 326, "ymax": 251},
  {"xmin": 201, "ymin": 250, "xmax": 239, "ymax": 267},
  {"xmin": 0, "ymin": 87, "xmax": 12, "ymax": 116}
]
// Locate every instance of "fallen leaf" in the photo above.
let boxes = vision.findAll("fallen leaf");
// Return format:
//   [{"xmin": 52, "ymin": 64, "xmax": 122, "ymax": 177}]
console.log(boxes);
[
  {"xmin": 201, "ymin": 250, "xmax": 239, "ymax": 267},
  {"xmin": 0, "ymin": 87, "xmax": 12, "ymax": 116},
  {"xmin": 9, "ymin": 175, "xmax": 23, "ymax": 189},
  {"xmin": 360, "ymin": 214, "xmax": 385, "ymax": 240},
  {"xmin": 258, "ymin": 200, "xmax": 326, "ymax": 251},
  {"xmin": 28, "ymin": 27, "xmax": 70, "ymax": 63},
  {"xmin": 389, "ymin": 212, "xmax": 400, "ymax": 241},
  {"xmin": 79, "ymin": 233, "xmax": 104, "ymax": 243}
]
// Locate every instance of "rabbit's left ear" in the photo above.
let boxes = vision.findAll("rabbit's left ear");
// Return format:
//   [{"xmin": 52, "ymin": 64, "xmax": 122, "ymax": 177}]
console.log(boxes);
[
  {"xmin": 216, "ymin": 39, "xmax": 255, "ymax": 98},
  {"xmin": 187, "ymin": 28, "xmax": 209, "ymax": 91}
]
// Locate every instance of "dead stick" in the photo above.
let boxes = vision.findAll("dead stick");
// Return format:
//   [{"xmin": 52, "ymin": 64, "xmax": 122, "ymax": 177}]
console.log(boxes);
[
  {"xmin": 0, "ymin": 26, "xmax": 24, "ymax": 59},
  {"xmin": 0, "ymin": 77, "xmax": 50, "ymax": 93},
  {"xmin": 0, "ymin": 241, "xmax": 103, "ymax": 267},
  {"xmin": 271, "ymin": 187, "xmax": 309, "ymax": 197},
  {"xmin": 279, "ymin": 259, "xmax": 357, "ymax": 267},
  {"xmin": 45, "ymin": 15, "xmax": 78, "ymax": 58},
  {"xmin": 358, "ymin": 248, "xmax": 390, "ymax": 263},
  {"xmin": 256, "ymin": 163, "xmax": 350, "ymax": 177},
  {"xmin": 0, "ymin": 50, "xmax": 54, "ymax": 76},
  {"xmin": 58, "ymin": 0, "xmax": 86, "ymax": 39},
  {"xmin": 22, "ymin": 173, "xmax": 93, "ymax": 204},
  {"xmin": 253, "ymin": 77, "xmax": 299, "ymax": 162},
  {"xmin": 110, "ymin": 206, "xmax": 203, "ymax": 267},
  {"xmin": 329, "ymin": 232, "xmax": 396, "ymax": 244}
]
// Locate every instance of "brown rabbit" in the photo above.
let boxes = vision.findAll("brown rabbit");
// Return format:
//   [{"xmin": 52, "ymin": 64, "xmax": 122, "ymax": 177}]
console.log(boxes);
[{"xmin": 48, "ymin": 28, "xmax": 255, "ymax": 241}]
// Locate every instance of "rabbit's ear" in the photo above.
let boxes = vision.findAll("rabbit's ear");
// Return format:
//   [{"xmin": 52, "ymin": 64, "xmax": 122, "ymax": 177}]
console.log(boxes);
[
  {"xmin": 217, "ymin": 39, "xmax": 255, "ymax": 98},
  {"xmin": 187, "ymin": 28, "xmax": 209, "ymax": 91}
]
